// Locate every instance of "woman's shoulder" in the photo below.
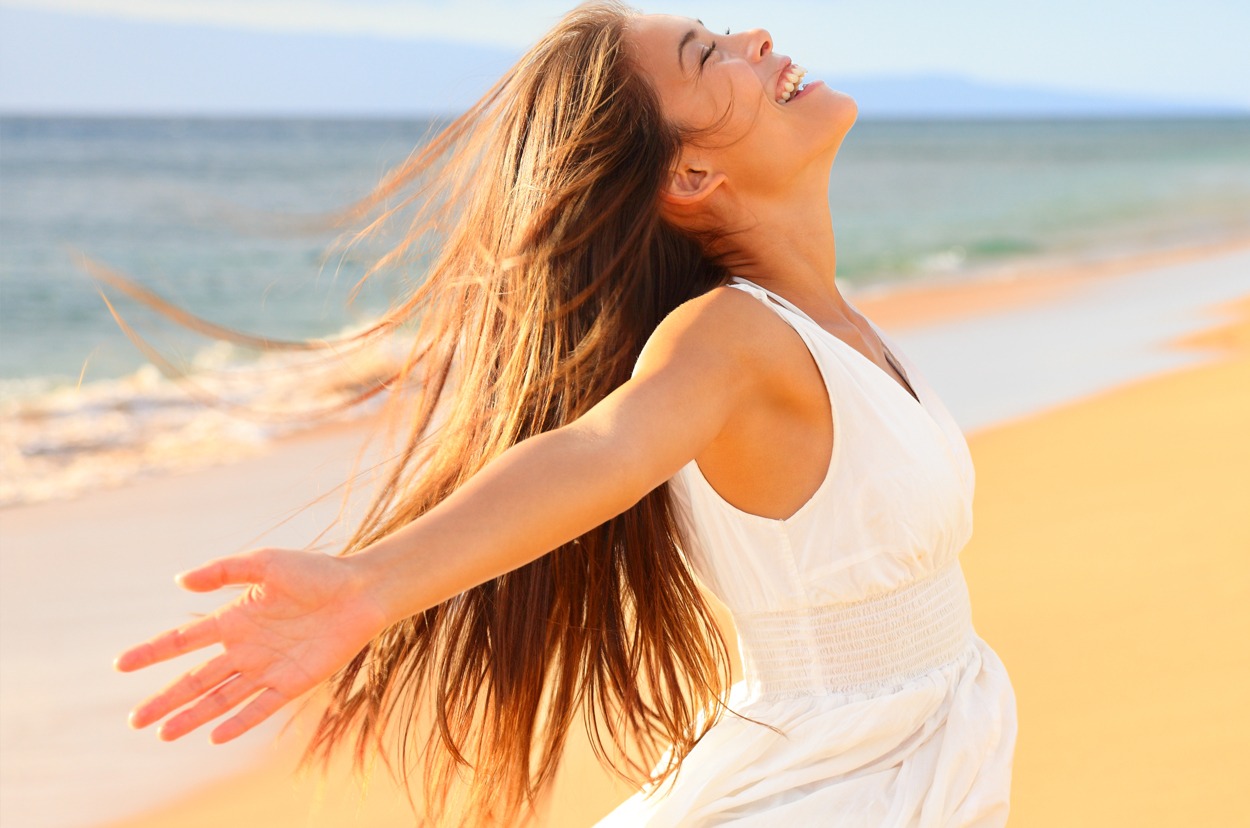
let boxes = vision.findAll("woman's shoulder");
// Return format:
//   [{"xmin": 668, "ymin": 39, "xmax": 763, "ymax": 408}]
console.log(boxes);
[
  {"xmin": 656, "ymin": 282, "xmax": 795, "ymax": 346},
  {"xmin": 631, "ymin": 283, "xmax": 818, "ymax": 401}
]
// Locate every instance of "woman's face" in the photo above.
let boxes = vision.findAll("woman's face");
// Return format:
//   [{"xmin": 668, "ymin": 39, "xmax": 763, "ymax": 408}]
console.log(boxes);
[{"xmin": 625, "ymin": 14, "xmax": 858, "ymax": 202}]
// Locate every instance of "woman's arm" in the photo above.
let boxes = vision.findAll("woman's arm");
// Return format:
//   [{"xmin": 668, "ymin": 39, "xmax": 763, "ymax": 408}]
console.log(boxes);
[
  {"xmin": 355, "ymin": 286, "xmax": 778, "ymax": 624},
  {"xmin": 115, "ymin": 287, "xmax": 786, "ymax": 743}
]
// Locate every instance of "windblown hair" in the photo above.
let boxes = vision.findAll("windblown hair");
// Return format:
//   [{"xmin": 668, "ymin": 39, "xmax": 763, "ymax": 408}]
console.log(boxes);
[{"xmin": 283, "ymin": 2, "xmax": 736, "ymax": 824}]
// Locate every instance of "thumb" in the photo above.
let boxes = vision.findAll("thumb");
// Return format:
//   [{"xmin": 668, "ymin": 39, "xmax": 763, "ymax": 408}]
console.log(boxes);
[{"xmin": 175, "ymin": 549, "xmax": 270, "ymax": 592}]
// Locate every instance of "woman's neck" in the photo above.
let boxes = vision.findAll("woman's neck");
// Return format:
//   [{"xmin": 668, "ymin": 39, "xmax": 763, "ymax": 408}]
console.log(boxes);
[{"xmin": 715, "ymin": 177, "xmax": 852, "ymax": 322}]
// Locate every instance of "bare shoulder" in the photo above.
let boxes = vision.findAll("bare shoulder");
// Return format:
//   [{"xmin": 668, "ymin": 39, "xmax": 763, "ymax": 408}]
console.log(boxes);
[{"xmin": 633, "ymin": 284, "xmax": 810, "ymax": 395}]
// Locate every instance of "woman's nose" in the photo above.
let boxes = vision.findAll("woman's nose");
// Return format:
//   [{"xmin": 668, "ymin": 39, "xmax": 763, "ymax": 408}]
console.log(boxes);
[{"xmin": 745, "ymin": 28, "xmax": 773, "ymax": 61}]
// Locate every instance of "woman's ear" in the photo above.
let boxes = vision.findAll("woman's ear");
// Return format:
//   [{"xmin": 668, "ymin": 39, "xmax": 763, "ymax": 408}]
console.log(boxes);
[{"xmin": 660, "ymin": 165, "xmax": 727, "ymax": 208}]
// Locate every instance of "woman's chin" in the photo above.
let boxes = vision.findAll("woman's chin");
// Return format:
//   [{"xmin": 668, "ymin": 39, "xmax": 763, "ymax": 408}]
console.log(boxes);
[
  {"xmin": 843, "ymin": 92, "xmax": 860, "ymax": 122},
  {"xmin": 825, "ymin": 86, "xmax": 859, "ymax": 125},
  {"xmin": 798, "ymin": 82, "xmax": 858, "ymax": 137},
  {"xmin": 816, "ymin": 90, "xmax": 858, "ymax": 159}
]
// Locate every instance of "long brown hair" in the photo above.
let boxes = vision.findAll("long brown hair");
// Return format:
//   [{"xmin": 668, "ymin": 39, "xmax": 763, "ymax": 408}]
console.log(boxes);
[{"xmin": 287, "ymin": 2, "xmax": 736, "ymax": 823}]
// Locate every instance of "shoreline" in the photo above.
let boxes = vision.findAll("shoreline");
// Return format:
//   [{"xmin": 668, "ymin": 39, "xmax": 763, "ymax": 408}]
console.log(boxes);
[
  {"xmin": 851, "ymin": 233, "xmax": 1250, "ymax": 330},
  {"xmin": 5, "ymin": 233, "xmax": 1247, "ymax": 514}
]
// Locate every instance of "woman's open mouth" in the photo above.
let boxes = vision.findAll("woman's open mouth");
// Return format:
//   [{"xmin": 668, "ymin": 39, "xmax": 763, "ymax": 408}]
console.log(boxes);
[{"xmin": 776, "ymin": 63, "xmax": 808, "ymax": 104}]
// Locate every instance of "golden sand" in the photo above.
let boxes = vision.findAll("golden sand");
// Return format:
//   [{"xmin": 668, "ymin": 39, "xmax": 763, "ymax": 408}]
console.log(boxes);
[
  {"xmin": 961, "ymin": 294, "xmax": 1249, "ymax": 826},
  {"xmin": 104, "ymin": 262, "xmax": 1250, "ymax": 827}
]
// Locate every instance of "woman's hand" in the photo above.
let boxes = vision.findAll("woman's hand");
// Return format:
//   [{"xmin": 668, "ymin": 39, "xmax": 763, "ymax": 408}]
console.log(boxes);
[{"xmin": 114, "ymin": 547, "xmax": 390, "ymax": 744}]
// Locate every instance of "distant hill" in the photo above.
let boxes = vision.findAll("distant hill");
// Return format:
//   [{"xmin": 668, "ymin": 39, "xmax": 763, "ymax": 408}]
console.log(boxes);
[
  {"xmin": 2, "ymin": 7, "xmax": 1245, "ymax": 118},
  {"xmin": 837, "ymin": 74, "xmax": 1246, "ymax": 118}
]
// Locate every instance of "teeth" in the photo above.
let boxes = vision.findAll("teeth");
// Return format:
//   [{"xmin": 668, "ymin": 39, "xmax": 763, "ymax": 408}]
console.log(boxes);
[{"xmin": 777, "ymin": 64, "xmax": 808, "ymax": 103}]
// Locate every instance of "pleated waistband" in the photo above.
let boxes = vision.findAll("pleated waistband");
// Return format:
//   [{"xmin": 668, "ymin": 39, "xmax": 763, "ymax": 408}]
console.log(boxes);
[{"xmin": 734, "ymin": 558, "xmax": 973, "ymax": 699}]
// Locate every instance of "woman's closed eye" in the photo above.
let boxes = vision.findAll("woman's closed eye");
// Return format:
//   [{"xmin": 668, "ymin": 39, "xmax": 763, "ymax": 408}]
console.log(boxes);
[
  {"xmin": 698, "ymin": 42, "xmax": 716, "ymax": 71},
  {"xmin": 698, "ymin": 29, "xmax": 731, "ymax": 73}
]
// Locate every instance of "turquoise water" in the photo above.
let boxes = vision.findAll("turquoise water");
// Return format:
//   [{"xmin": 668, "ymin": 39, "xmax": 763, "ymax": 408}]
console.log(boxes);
[
  {"xmin": 830, "ymin": 118, "xmax": 1250, "ymax": 280},
  {"xmin": 2, "ymin": 115, "xmax": 1248, "ymax": 505}
]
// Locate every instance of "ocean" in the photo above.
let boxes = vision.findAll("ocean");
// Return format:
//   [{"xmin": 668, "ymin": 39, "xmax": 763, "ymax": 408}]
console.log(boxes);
[{"xmin": 3, "ymin": 115, "xmax": 1249, "ymax": 506}]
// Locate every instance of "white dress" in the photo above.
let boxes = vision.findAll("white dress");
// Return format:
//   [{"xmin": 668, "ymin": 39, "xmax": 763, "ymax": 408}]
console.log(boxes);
[{"xmin": 597, "ymin": 277, "xmax": 1017, "ymax": 826}]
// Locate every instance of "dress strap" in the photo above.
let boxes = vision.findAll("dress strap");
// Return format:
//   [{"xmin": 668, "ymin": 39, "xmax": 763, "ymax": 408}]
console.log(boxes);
[
  {"xmin": 727, "ymin": 276, "xmax": 823, "ymax": 327},
  {"xmin": 727, "ymin": 277, "xmax": 921, "ymax": 405}
]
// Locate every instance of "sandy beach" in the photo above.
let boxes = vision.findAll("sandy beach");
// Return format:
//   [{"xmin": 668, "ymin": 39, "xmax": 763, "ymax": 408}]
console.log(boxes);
[
  {"xmin": 2, "ymin": 242, "xmax": 1246, "ymax": 827},
  {"xmin": 961, "ymin": 292, "xmax": 1249, "ymax": 826}
]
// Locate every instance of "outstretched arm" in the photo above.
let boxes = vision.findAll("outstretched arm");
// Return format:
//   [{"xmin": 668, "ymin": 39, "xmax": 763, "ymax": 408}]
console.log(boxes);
[
  {"xmin": 114, "ymin": 288, "xmax": 781, "ymax": 743},
  {"xmin": 356, "ymin": 289, "xmax": 776, "ymax": 624}
]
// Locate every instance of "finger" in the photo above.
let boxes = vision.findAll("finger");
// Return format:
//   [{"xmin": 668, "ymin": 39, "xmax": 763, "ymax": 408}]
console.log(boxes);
[
  {"xmin": 129, "ymin": 651, "xmax": 236, "ymax": 730},
  {"xmin": 175, "ymin": 550, "xmax": 268, "ymax": 593},
  {"xmin": 157, "ymin": 673, "xmax": 258, "ymax": 742},
  {"xmin": 113, "ymin": 614, "xmax": 219, "ymax": 672},
  {"xmin": 210, "ymin": 687, "xmax": 288, "ymax": 744}
]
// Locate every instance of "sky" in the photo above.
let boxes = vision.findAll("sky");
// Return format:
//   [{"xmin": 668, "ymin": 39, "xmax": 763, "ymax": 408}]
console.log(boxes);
[{"xmin": 2, "ymin": 0, "xmax": 1248, "ymax": 112}]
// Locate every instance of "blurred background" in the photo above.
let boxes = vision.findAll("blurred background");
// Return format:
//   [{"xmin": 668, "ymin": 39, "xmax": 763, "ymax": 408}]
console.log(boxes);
[{"xmin": 1, "ymin": 2, "xmax": 1248, "ymax": 827}]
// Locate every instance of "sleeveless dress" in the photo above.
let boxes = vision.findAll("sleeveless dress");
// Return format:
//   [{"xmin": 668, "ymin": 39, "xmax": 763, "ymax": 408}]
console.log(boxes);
[{"xmin": 597, "ymin": 277, "xmax": 1017, "ymax": 827}]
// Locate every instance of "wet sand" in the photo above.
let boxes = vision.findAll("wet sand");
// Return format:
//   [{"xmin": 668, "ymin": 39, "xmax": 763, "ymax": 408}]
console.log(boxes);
[{"xmin": 6, "ymin": 241, "xmax": 1245, "ymax": 828}]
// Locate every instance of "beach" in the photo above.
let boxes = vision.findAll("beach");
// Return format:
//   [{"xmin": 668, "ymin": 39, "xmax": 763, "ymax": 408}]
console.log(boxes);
[
  {"xmin": 959, "ymin": 293, "xmax": 1250, "ymax": 826},
  {"xmin": 2, "ymin": 241, "xmax": 1245, "ymax": 827}
]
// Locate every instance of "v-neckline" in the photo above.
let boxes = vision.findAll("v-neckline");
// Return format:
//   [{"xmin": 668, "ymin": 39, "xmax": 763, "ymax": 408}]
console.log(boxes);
[{"xmin": 729, "ymin": 276, "xmax": 925, "ymax": 411}]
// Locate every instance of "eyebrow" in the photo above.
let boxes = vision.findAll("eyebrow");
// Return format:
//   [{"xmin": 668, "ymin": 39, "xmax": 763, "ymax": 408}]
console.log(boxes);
[{"xmin": 676, "ymin": 19, "xmax": 704, "ymax": 74}]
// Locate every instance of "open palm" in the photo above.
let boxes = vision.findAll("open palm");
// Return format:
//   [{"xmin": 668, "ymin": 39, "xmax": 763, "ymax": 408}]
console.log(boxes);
[{"xmin": 115, "ymin": 547, "xmax": 389, "ymax": 744}]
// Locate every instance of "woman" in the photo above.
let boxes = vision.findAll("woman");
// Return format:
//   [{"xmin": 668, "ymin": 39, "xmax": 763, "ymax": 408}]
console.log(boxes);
[{"xmin": 115, "ymin": 3, "xmax": 1016, "ymax": 825}]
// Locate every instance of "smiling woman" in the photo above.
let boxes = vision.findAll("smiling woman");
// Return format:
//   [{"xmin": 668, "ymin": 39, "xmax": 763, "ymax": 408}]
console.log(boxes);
[
  {"xmin": 112, "ymin": 2, "xmax": 1016, "ymax": 826},
  {"xmin": 630, "ymin": 13, "xmax": 858, "ymax": 220}
]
